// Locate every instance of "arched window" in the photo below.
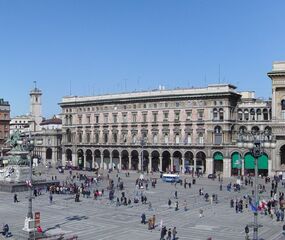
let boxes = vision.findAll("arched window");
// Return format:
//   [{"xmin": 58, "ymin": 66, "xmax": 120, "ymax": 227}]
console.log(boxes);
[
  {"xmin": 256, "ymin": 109, "xmax": 262, "ymax": 121},
  {"xmin": 198, "ymin": 133, "xmax": 204, "ymax": 144},
  {"xmin": 251, "ymin": 126, "xmax": 259, "ymax": 134},
  {"xmin": 153, "ymin": 134, "xmax": 158, "ymax": 144},
  {"xmin": 263, "ymin": 109, "xmax": 268, "ymax": 121},
  {"xmin": 244, "ymin": 109, "xmax": 249, "ymax": 121},
  {"xmin": 164, "ymin": 134, "xmax": 169, "ymax": 144},
  {"xmin": 281, "ymin": 100, "xmax": 285, "ymax": 119},
  {"xmin": 175, "ymin": 134, "xmax": 180, "ymax": 144},
  {"xmin": 213, "ymin": 108, "xmax": 218, "ymax": 120},
  {"xmin": 187, "ymin": 134, "xmax": 191, "ymax": 144},
  {"xmin": 132, "ymin": 134, "xmax": 137, "ymax": 144},
  {"xmin": 250, "ymin": 108, "xmax": 255, "ymax": 121},
  {"xmin": 219, "ymin": 108, "xmax": 224, "ymax": 121},
  {"xmin": 238, "ymin": 109, "xmax": 243, "ymax": 121},
  {"xmin": 214, "ymin": 126, "xmax": 222, "ymax": 145}
]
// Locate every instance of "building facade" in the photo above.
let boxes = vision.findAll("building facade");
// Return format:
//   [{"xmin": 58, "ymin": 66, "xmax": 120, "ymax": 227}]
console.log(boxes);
[
  {"xmin": 0, "ymin": 98, "xmax": 10, "ymax": 155},
  {"xmin": 59, "ymin": 62, "xmax": 285, "ymax": 177}
]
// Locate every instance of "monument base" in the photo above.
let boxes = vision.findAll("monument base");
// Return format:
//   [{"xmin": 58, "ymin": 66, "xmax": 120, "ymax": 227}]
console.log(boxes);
[{"xmin": 0, "ymin": 180, "xmax": 60, "ymax": 192}]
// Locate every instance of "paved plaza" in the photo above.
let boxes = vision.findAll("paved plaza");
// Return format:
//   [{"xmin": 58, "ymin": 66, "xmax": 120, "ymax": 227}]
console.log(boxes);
[{"xmin": 1, "ymin": 169, "xmax": 285, "ymax": 240}]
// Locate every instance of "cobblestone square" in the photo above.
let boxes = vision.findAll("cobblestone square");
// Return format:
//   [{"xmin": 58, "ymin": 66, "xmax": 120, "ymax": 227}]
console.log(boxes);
[{"xmin": 1, "ymin": 170, "xmax": 285, "ymax": 240}]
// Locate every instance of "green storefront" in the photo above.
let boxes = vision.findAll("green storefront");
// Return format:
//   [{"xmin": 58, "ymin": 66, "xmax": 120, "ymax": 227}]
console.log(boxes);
[
  {"xmin": 231, "ymin": 152, "xmax": 241, "ymax": 175},
  {"xmin": 244, "ymin": 153, "xmax": 268, "ymax": 175}
]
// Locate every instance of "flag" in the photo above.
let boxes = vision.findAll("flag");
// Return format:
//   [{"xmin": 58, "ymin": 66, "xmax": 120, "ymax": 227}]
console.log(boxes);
[{"xmin": 249, "ymin": 202, "xmax": 257, "ymax": 212}]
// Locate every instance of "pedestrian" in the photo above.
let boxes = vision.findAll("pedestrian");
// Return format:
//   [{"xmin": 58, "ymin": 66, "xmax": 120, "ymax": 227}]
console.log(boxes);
[
  {"xmin": 174, "ymin": 190, "xmax": 178, "ymax": 199},
  {"xmin": 168, "ymin": 199, "xmax": 172, "ymax": 208},
  {"xmin": 175, "ymin": 201, "xmax": 179, "ymax": 211},
  {"xmin": 14, "ymin": 194, "xmax": 19, "ymax": 203},
  {"xmin": 49, "ymin": 193, "xmax": 53, "ymax": 204},
  {"xmin": 172, "ymin": 227, "xmax": 177, "ymax": 240},
  {"xmin": 152, "ymin": 215, "xmax": 156, "ymax": 229},
  {"xmin": 160, "ymin": 226, "xmax": 167, "ymax": 240},
  {"xmin": 166, "ymin": 228, "xmax": 172, "ymax": 240},
  {"xmin": 183, "ymin": 200, "xmax": 187, "ymax": 211},
  {"xmin": 199, "ymin": 208, "xmax": 204, "ymax": 218},
  {"xmin": 141, "ymin": 213, "xmax": 146, "ymax": 224}
]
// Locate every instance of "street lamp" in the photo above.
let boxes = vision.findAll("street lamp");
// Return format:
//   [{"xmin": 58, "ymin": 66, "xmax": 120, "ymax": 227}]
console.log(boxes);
[
  {"xmin": 22, "ymin": 133, "xmax": 43, "ymax": 233},
  {"xmin": 141, "ymin": 137, "xmax": 147, "ymax": 172},
  {"xmin": 237, "ymin": 129, "xmax": 275, "ymax": 240}
]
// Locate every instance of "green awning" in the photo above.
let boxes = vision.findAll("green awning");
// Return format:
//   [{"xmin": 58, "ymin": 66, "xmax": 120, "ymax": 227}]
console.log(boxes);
[
  {"xmin": 214, "ymin": 152, "xmax": 223, "ymax": 161},
  {"xmin": 258, "ymin": 154, "xmax": 268, "ymax": 169},
  {"xmin": 231, "ymin": 152, "xmax": 241, "ymax": 169},
  {"xmin": 244, "ymin": 153, "xmax": 268, "ymax": 170},
  {"xmin": 244, "ymin": 153, "xmax": 255, "ymax": 169}
]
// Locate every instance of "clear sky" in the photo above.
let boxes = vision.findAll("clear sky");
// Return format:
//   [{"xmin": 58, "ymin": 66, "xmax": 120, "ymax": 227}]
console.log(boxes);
[{"xmin": 1, "ymin": 0, "xmax": 285, "ymax": 118}]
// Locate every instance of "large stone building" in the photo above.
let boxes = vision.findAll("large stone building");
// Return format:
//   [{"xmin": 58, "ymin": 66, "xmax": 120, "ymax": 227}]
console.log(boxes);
[
  {"xmin": 0, "ymin": 98, "xmax": 10, "ymax": 155},
  {"xmin": 59, "ymin": 62, "xmax": 285, "ymax": 177}
]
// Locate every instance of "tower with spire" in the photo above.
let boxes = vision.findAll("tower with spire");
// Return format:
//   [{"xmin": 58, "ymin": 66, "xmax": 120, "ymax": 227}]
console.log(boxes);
[{"xmin": 29, "ymin": 81, "xmax": 42, "ymax": 131}]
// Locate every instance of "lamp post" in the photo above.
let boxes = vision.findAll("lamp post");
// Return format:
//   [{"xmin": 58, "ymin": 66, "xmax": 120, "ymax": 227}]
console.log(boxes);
[
  {"xmin": 22, "ymin": 134, "xmax": 35, "ymax": 232},
  {"xmin": 141, "ymin": 137, "xmax": 147, "ymax": 172},
  {"xmin": 237, "ymin": 130, "xmax": 276, "ymax": 240}
]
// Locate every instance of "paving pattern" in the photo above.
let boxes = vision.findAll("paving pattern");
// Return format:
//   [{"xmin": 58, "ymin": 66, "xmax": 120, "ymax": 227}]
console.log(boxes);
[{"xmin": 1, "ymin": 170, "xmax": 285, "ymax": 240}]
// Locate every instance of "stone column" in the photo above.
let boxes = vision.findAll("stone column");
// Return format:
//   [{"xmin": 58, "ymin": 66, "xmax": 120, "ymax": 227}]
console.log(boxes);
[
  {"xmin": 119, "ymin": 153, "xmax": 122, "ymax": 170},
  {"xmin": 223, "ymin": 158, "xmax": 231, "ymax": 178},
  {"xmin": 100, "ymin": 154, "xmax": 104, "ymax": 169},
  {"xmin": 206, "ymin": 158, "xmax": 213, "ymax": 175},
  {"xmin": 62, "ymin": 152, "xmax": 66, "ymax": 166},
  {"xmin": 83, "ymin": 152, "xmax": 87, "ymax": 169},
  {"xmin": 110, "ymin": 155, "xmax": 113, "ymax": 170},
  {"xmin": 128, "ymin": 155, "xmax": 132, "ymax": 170},
  {"xmin": 181, "ymin": 157, "xmax": 185, "ymax": 174},
  {"xmin": 92, "ymin": 153, "xmax": 95, "ymax": 169},
  {"xmin": 148, "ymin": 156, "xmax": 152, "ymax": 173},
  {"xmin": 268, "ymin": 159, "xmax": 273, "ymax": 177},
  {"xmin": 242, "ymin": 158, "xmax": 245, "ymax": 176},
  {"xmin": 138, "ymin": 153, "xmax": 142, "ymax": 171},
  {"xmin": 159, "ymin": 156, "xmax": 163, "ymax": 172},
  {"xmin": 72, "ymin": 153, "xmax": 77, "ymax": 167},
  {"xmin": 193, "ymin": 157, "xmax": 197, "ymax": 174},
  {"xmin": 170, "ymin": 156, "xmax": 174, "ymax": 172}
]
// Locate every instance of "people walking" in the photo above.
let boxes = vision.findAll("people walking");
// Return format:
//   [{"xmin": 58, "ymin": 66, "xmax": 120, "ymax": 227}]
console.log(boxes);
[
  {"xmin": 172, "ymin": 227, "xmax": 177, "ymax": 240},
  {"xmin": 199, "ymin": 208, "xmax": 204, "ymax": 218}
]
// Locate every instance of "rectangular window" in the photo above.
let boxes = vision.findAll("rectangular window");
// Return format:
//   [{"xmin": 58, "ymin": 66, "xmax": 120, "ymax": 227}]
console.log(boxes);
[
  {"xmin": 132, "ymin": 113, "xmax": 137, "ymax": 123},
  {"xmin": 87, "ymin": 115, "xmax": 91, "ymax": 124},
  {"xmin": 163, "ymin": 112, "xmax": 169, "ymax": 121},
  {"xmin": 78, "ymin": 116, "xmax": 82, "ymax": 125},
  {"xmin": 113, "ymin": 133, "xmax": 117, "ymax": 143},
  {"xmin": 79, "ymin": 133, "xmax": 82, "ymax": 143},
  {"xmin": 104, "ymin": 133, "xmax": 108, "ymax": 143},
  {"xmin": 86, "ymin": 133, "xmax": 90, "ymax": 143},
  {"xmin": 113, "ymin": 114, "xmax": 117, "ymax": 123},
  {"xmin": 143, "ymin": 114, "xmax": 147, "ymax": 123},
  {"xmin": 153, "ymin": 113, "xmax": 157, "ymax": 122},
  {"xmin": 104, "ymin": 114, "xmax": 108, "ymax": 123},
  {"xmin": 95, "ymin": 133, "xmax": 99, "ymax": 144},
  {"xmin": 95, "ymin": 115, "xmax": 99, "ymax": 124},
  {"xmin": 186, "ymin": 111, "xmax": 192, "ymax": 121},
  {"xmin": 175, "ymin": 112, "xmax": 180, "ymax": 121},
  {"xmin": 123, "ymin": 114, "xmax": 127, "ymax": 123},
  {"xmin": 198, "ymin": 110, "xmax": 204, "ymax": 121}
]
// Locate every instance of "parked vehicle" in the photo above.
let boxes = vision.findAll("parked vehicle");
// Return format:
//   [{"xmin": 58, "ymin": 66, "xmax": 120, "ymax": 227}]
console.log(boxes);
[{"xmin": 208, "ymin": 174, "xmax": 216, "ymax": 179}]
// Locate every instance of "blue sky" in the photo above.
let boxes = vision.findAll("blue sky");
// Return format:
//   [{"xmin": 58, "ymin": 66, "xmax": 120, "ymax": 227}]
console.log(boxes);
[{"xmin": 0, "ymin": 0, "xmax": 285, "ymax": 117}]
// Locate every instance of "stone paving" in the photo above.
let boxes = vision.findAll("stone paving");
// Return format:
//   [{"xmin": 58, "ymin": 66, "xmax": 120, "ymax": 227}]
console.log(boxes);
[{"xmin": 1, "ymin": 169, "xmax": 285, "ymax": 240}]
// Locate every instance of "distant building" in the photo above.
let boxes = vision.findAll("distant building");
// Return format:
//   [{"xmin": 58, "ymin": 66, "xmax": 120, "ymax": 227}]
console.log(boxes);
[
  {"xmin": 10, "ymin": 85, "xmax": 43, "ymax": 134},
  {"xmin": 59, "ymin": 62, "xmax": 285, "ymax": 177},
  {"xmin": 0, "ymin": 98, "xmax": 10, "ymax": 155},
  {"xmin": 9, "ymin": 85, "xmax": 62, "ymax": 166}
]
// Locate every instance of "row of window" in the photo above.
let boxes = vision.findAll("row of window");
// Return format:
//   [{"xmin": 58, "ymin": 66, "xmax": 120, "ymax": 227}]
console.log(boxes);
[
  {"xmin": 66, "ymin": 131, "xmax": 206, "ymax": 145},
  {"xmin": 64, "ymin": 100, "xmax": 224, "ymax": 114},
  {"xmin": 237, "ymin": 108, "xmax": 271, "ymax": 121},
  {"xmin": 64, "ymin": 109, "xmax": 206, "ymax": 125}
]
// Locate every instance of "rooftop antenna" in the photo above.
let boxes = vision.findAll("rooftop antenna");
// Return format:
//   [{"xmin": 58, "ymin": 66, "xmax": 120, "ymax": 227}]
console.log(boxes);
[
  {"xmin": 33, "ymin": 81, "xmax": 37, "ymax": 89},
  {"xmin": 69, "ymin": 80, "xmax": 72, "ymax": 96}
]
